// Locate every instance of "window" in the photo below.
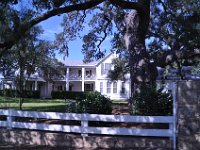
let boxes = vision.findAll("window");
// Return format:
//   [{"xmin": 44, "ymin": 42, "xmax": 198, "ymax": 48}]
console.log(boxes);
[
  {"xmin": 85, "ymin": 84, "xmax": 93, "ymax": 92},
  {"xmin": 121, "ymin": 82, "xmax": 125, "ymax": 94},
  {"xmin": 64, "ymin": 69, "xmax": 67, "ymax": 75},
  {"xmin": 101, "ymin": 63, "xmax": 111, "ymax": 75},
  {"xmin": 86, "ymin": 70, "xmax": 92, "ymax": 77},
  {"xmin": 78, "ymin": 70, "xmax": 82, "ymax": 77},
  {"xmin": 100, "ymin": 82, "xmax": 103, "ymax": 93},
  {"xmin": 57, "ymin": 85, "xmax": 63, "ymax": 91},
  {"xmin": 105, "ymin": 63, "xmax": 111, "ymax": 74},
  {"xmin": 101, "ymin": 64, "xmax": 104, "ymax": 75},
  {"xmin": 113, "ymin": 82, "xmax": 117, "ymax": 93},
  {"xmin": 107, "ymin": 82, "xmax": 111, "ymax": 94}
]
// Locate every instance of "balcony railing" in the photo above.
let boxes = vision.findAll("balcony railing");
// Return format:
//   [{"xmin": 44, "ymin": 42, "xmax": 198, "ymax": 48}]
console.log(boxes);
[
  {"xmin": 85, "ymin": 74, "xmax": 96, "ymax": 80},
  {"xmin": 68, "ymin": 74, "xmax": 96, "ymax": 80},
  {"xmin": 52, "ymin": 75, "xmax": 66, "ymax": 80},
  {"xmin": 69, "ymin": 74, "xmax": 82, "ymax": 80}
]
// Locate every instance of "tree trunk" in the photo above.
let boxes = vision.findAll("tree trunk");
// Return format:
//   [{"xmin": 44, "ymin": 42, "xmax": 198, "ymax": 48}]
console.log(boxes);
[
  {"xmin": 124, "ymin": 1, "xmax": 157, "ymax": 99},
  {"xmin": 19, "ymin": 66, "xmax": 23, "ymax": 110}
]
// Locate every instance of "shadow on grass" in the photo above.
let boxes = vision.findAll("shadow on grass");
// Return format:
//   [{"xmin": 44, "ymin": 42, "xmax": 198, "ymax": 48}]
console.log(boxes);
[
  {"xmin": 22, "ymin": 105, "xmax": 67, "ymax": 112},
  {"xmin": 0, "ymin": 96, "xmax": 65, "ymax": 103}
]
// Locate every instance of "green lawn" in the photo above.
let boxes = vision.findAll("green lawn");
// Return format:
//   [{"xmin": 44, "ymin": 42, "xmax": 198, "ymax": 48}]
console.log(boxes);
[
  {"xmin": 0, "ymin": 96, "xmax": 67, "ymax": 112},
  {"xmin": 111, "ymin": 100, "xmax": 128, "ymax": 104}
]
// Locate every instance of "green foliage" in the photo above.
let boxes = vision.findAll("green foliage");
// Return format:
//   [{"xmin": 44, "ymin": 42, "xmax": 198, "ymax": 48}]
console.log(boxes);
[
  {"xmin": 51, "ymin": 91, "xmax": 112, "ymax": 114},
  {"xmin": 108, "ymin": 57, "xmax": 129, "ymax": 81},
  {"xmin": 65, "ymin": 100, "xmax": 77, "ymax": 113},
  {"xmin": 51, "ymin": 91, "xmax": 86, "ymax": 100},
  {"xmin": 0, "ymin": 89, "xmax": 40, "ymax": 98},
  {"xmin": 131, "ymin": 87, "xmax": 173, "ymax": 116},
  {"xmin": 149, "ymin": 0, "xmax": 200, "ymax": 67},
  {"xmin": 77, "ymin": 91, "xmax": 112, "ymax": 114}
]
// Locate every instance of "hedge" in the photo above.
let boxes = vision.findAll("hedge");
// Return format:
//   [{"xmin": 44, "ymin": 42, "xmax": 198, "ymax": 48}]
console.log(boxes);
[
  {"xmin": 0, "ymin": 89, "xmax": 40, "ymax": 98},
  {"xmin": 51, "ymin": 91, "xmax": 86, "ymax": 100}
]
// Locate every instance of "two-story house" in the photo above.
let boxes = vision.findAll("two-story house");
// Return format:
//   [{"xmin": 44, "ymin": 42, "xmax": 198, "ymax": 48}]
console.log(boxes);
[{"xmin": 48, "ymin": 52, "xmax": 130, "ymax": 100}]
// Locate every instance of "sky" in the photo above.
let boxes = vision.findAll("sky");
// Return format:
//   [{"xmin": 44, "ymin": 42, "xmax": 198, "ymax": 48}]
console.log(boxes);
[{"xmin": 39, "ymin": 15, "xmax": 111, "ymax": 61}]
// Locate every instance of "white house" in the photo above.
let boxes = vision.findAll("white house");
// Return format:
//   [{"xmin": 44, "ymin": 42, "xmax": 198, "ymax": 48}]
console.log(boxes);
[
  {"xmin": 48, "ymin": 52, "xmax": 131, "ymax": 100},
  {"xmin": 0, "ymin": 52, "xmax": 131, "ymax": 100}
]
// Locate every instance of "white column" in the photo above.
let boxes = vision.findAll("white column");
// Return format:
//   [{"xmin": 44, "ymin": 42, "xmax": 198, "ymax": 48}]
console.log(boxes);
[
  {"xmin": 95, "ymin": 68, "xmax": 98, "ymax": 91},
  {"xmin": 82, "ymin": 68, "xmax": 85, "ymax": 92},
  {"xmin": 34, "ymin": 80, "xmax": 38, "ymax": 91},
  {"xmin": 94, "ymin": 81, "xmax": 96, "ymax": 91},
  {"xmin": 66, "ymin": 68, "xmax": 69, "ymax": 91}
]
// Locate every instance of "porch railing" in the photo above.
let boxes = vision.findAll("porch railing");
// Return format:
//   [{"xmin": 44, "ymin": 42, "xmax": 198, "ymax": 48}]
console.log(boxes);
[{"xmin": 68, "ymin": 74, "xmax": 96, "ymax": 80}]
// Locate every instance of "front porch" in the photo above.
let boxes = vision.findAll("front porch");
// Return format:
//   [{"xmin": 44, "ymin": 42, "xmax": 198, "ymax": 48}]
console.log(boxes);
[
  {"xmin": 68, "ymin": 81, "xmax": 95, "ymax": 92},
  {"xmin": 52, "ymin": 81, "xmax": 95, "ymax": 93}
]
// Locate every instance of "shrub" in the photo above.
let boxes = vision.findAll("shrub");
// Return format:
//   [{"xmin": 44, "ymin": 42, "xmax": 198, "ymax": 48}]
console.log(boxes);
[
  {"xmin": 23, "ymin": 90, "xmax": 40, "ymax": 98},
  {"xmin": 51, "ymin": 91, "xmax": 86, "ymax": 100},
  {"xmin": 76, "ymin": 91, "xmax": 112, "ymax": 114},
  {"xmin": 131, "ymin": 86, "xmax": 173, "ymax": 116},
  {"xmin": 0, "ymin": 89, "xmax": 40, "ymax": 98},
  {"xmin": 0, "ymin": 89, "xmax": 19, "ymax": 97}
]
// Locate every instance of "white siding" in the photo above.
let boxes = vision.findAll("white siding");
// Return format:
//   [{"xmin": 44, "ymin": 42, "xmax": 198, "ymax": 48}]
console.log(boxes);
[{"xmin": 95, "ymin": 53, "xmax": 130, "ymax": 100}]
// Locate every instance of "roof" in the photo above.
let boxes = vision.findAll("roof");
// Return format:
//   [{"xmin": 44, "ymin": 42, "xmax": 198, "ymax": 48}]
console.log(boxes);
[
  {"xmin": 61, "ymin": 60, "xmax": 98, "ymax": 67},
  {"xmin": 60, "ymin": 52, "xmax": 114, "ymax": 67},
  {"xmin": 96, "ymin": 52, "xmax": 113, "ymax": 66}
]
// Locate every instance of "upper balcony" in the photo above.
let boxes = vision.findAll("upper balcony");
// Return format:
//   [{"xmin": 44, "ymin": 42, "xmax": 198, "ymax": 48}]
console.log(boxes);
[
  {"xmin": 52, "ymin": 75, "xmax": 66, "ymax": 81},
  {"xmin": 69, "ymin": 74, "xmax": 82, "ymax": 80},
  {"xmin": 68, "ymin": 68, "xmax": 96, "ymax": 81},
  {"xmin": 68, "ymin": 74, "xmax": 96, "ymax": 80},
  {"xmin": 85, "ymin": 74, "xmax": 96, "ymax": 80}
]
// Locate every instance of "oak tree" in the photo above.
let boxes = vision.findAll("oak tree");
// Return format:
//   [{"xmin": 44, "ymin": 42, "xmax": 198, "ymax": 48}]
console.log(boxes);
[{"xmin": 1, "ymin": 0, "xmax": 200, "ymax": 99}]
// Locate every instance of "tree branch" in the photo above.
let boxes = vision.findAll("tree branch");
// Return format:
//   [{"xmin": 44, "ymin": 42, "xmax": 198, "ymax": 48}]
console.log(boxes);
[
  {"xmin": 26, "ymin": 0, "xmax": 104, "ymax": 29},
  {"xmin": 0, "ymin": 0, "xmax": 104, "ymax": 50},
  {"xmin": 108, "ymin": 0, "xmax": 142, "ymax": 10},
  {"xmin": 154, "ymin": 49, "xmax": 200, "ymax": 67},
  {"xmin": 158, "ymin": 0, "xmax": 177, "ymax": 19},
  {"xmin": 97, "ymin": 14, "xmax": 111, "ymax": 51}
]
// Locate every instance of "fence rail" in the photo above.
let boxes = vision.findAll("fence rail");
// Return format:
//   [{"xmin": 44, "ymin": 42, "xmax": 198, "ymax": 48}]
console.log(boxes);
[{"xmin": 0, "ymin": 109, "xmax": 176, "ymax": 149}]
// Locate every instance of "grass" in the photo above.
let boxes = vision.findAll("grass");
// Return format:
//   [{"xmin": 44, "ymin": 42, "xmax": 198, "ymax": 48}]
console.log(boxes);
[
  {"xmin": 0, "ymin": 96, "xmax": 128, "ymax": 112},
  {"xmin": 111, "ymin": 99, "xmax": 128, "ymax": 104},
  {"xmin": 0, "ymin": 96, "xmax": 67, "ymax": 112}
]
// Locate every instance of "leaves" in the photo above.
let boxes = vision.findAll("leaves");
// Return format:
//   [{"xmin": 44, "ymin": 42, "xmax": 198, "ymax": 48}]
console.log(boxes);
[{"xmin": 131, "ymin": 86, "xmax": 173, "ymax": 116}]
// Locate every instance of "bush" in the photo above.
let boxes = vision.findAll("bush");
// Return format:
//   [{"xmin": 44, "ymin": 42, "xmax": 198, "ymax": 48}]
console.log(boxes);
[
  {"xmin": 23, "ymin": 90, "xmax": 40, "ymax": 98},
  {"xmin": 131, "ymin": 86, "xmax": 172, "ymax": 116},
  {"xmin": 0, "ymin": 89, "xmax": 40, "ymax": 98},
  {"xmin": 51, "ymin": 91, "xmax": 86, "ymax": 100},
  {"xmin": 76, "ymin": 91, "xmax": 112, "ymax": 114}
]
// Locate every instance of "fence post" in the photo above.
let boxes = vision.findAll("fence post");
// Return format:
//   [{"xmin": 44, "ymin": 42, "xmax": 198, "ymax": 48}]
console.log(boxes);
[
  {"xmin": 172, "ymin": 82, "xmax": 177, "ymax": 150},
  {"xmin": 169, "ymin": 122, "xmax": 176, "ymax": 150},
  {"xmin": 7, "ymin": 109, "xmax": 14, "ymax": 129},
  {"xmin": 81, "ymin": 113, "xmax": 88, "ymax": 137}
]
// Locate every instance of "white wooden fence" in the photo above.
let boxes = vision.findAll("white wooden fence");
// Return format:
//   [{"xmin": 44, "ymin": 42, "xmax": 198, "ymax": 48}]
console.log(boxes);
[{"xmin": 0, "ymin": 109, "xmax": 176, "ymax": 149}]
